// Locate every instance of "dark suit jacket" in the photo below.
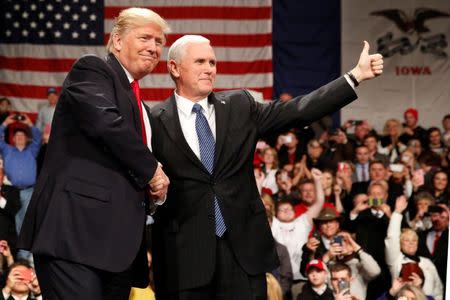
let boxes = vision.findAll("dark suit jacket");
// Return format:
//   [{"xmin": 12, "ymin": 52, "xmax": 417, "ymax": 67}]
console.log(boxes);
[
  {"xmin": 150, "ymin": 76, "xmax": 357, "ymax": 294},
  {"xmin": 0, "ymin": 185, "xmax": 20, "ymax": 250},
  {"xmin": 17, "ymin": 54, "xmax": 157, "ymax": 284},
  {"xmin": 417, "ymin": 228, "xmax": 448, "ymax": 285}
]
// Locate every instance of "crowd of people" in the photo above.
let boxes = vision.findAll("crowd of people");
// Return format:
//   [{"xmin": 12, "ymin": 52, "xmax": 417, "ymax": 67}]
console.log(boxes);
[
  {"xmin": 256, "ymin": 108, "xmax": 449, "ymax": 299},
  {"xmin": 0, "ymin": 83, "xmax": 448, "ymax": 300}
]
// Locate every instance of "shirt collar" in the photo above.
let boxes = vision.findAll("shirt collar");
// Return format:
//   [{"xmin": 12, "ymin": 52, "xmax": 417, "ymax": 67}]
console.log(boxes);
[
  {"xmin": 115, "ymin": 55, "xmax": 134, "ymax": 84},
  {"xmin": 175, "ymin": 91, "xmax": 210, "ymax": 118},
  {"xmin": 312, "ymin": 284, "xmax": 328, "ymax": 295}
]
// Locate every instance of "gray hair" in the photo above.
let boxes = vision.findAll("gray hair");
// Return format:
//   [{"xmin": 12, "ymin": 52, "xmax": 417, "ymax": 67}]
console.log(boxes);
[
  {"xmin": 167, "ymin": 35, "xmax": 211, "ymax": 63},
  {"xmin": 106, "ymin": 7, "xmax": 171, "ymax": 53}
]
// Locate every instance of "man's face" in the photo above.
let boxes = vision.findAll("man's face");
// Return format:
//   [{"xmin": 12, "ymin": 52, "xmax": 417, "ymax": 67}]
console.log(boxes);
[
  {"xmin": 7, "ymin": 266, "xmax": 31, "ymax": 293},
  {"xmin": 276, "ymin": 203, "xmax": 295, "ymax": 222},
  {"xmin": 443, "ymin": 118, "xmax": 450, "ymax": 131},
  {"xmin": 355, "ymin": 124, "xmax": 368, "ymax": 140},
  {"xmin": 300, "ymin": 183, "xmax": 316, "ymax": 205},
  {"xmin": 431, "ymin": 211, "xmax": 449, "ymax": 232},
  {"xmin": 114, "ymin": 23, "xmax": 164, "ymax": 80},
  {"xmin": 356, "ymin": 146, "xmax": 370, "ymax": 164},
  {"xmin": 307, "ymin": 268, "xmax": 327, "ymax": 287},
  {"xmin": 0, "ymin": 100, "xmax": 11, "ymax": 113},
  {"xmin": 368, "ymin": 185, "xmax": 387, "ymax": 202},
  {"xmin": 369, "ymin": 163, "xmax": 386, "ymax": 181},
  {"xmin": 429, "ymin": 130, "xmax": 441, "ymax": 145},
  {"xmin": 13, "ymin": 132, "xmax": 27, "ymax": 148},
  {"xmin": 364, "ymin": 137, "xmax": 377, "ymax": 152},
  {"xmin": 319, "ymin": 219, "xmax": 340, "ymax": 238},
  {"xmin": 404, "ymin": 112, "xmax": 417, "ymax": 128},
  {"xmin": 330, "ymin": 270, "xmax": 351, "ymax": 293},
  {"xmin": 48, "ymin": 93, "xmax": 58, "ymax": 106},
  {"xmin": 172, "ymin": 42, "xmax": 216, "ymax": 101}
]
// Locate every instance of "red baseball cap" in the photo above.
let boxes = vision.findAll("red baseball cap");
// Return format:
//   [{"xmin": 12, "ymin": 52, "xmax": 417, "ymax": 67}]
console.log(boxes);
[{"xmin": 306, "ymin": 259, "xmax": 326, "ymax": 273}]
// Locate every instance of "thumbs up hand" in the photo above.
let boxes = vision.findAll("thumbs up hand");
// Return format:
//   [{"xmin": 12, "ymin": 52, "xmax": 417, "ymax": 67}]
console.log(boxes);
[{"xmin": 350, "ymin": 40, "xmax": 383, "ymax": 84}]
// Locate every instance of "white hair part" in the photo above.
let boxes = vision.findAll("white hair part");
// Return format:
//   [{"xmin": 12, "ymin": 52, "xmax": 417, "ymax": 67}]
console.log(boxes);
[{"xmin": 168, "ymin": 35, "xmax": 211, "ymax": 63}]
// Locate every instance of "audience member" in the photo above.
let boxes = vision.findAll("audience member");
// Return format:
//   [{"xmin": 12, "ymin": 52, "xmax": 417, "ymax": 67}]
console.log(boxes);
[
  {"xmin": 0, "ymin": 168, "xmax": 20, "ymax": 257},
  {"xmin": 297, "ymin": 259, "xmax": 334, "ymax": 300},
  {"xmin": 271, "ymin": 169, "xmax": 324, "ymax": 297},
  {"xmin": 329, "ymin": 262, "xmax": 359, "ymax": 300},
  {"xmin": 0, "ymin": 99, "xmax": 12, "ymax": 129},
  {"xmin": 442, "ymin": 114, "xmax": 450, "ymax": 148},
  {"xmin": 399, "ymin": 108, "xmax": 427, "ymax": 147},
  {"xmin": 0, "ymin": 115, "xmax": 40, "ymax": 261},
  {"xmin": 353, "ymin": 145, "xmax": 370, "ymax": 183},
  {"xmin": 1, "ymin": 261, "xmax": 41, "ymax": 300},
  {"xmin": 416, "ymin": 204, "xmax": 449, "ymax": 289},
  {"xmin": 407, "ymin": 191, "xmax": 435, "ymax": 232},
  {"xmin": 261, "ymin": 147, "xmax": 280, "ymax": 194},
  {"xmin": 363, "ymin": 134, "xmax": 389, "ymax": 166},
  {"xmin": 385, "ymin": 196, "xmax": 443, "ymax": 300},
  {"xmin": 35, "ymin": 87, "xmax": 58, "ymax": 132},
  {"xmin": 278, "ymin": 131, "xmax": 305, "ymax": 170},
  {"xmin": 380, "ymin": 119, "xmax": 406, "ymax": 163}
]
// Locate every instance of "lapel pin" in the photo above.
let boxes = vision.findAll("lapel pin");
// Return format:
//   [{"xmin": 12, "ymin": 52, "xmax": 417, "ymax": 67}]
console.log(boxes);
[{"xmin": 221, "ymin": 100, "xmax": 225, "ymax": 104}]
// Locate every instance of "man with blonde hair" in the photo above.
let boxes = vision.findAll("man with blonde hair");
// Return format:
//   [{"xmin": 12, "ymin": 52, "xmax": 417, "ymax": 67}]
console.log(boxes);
[
  {"xmin": 150, "ymin": 34, "xmax": 383, "ymax": 299},
  {"xmin": 17, "ymin": 7, "xmax": 170, "ymax": 299}
]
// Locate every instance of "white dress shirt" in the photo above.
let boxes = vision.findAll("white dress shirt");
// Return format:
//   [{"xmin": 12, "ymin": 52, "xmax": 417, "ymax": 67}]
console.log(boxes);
[{"xmin": 174, "ymin": 92, "xmax": 216, "ymax": 159}]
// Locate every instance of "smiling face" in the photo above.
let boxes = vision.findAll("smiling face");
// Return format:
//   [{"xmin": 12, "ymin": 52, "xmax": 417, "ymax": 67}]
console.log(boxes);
[
  {"xmin": 170, "ymin": 42, "xmax": 216, "ymax": 101},
  {"xmin": 113, "ymin": 22, "xmax": 164, "ymax": 80}
]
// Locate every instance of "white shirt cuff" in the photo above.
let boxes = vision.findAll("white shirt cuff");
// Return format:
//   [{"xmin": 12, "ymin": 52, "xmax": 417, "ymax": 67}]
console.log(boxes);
[
  {"xmin": 0, "ymin": 196, "xmax": 6, "ymax": 209},
  {"xmin": 344, "ymin": 74, "xmax": 356, "ymax": 90}
]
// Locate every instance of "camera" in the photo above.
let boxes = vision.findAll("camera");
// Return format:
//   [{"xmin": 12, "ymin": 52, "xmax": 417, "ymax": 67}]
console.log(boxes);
[
  {"xmin": 349, "ymin": 120, "xmax": 363, "ymax": 126},
  {"xmin": 428, "ymin": 205, "xmax": 444, "ymax": 214},
  {"xmin": 368, "ymin": 198, "xmax": 383, "ymax": 206},
  {"xmin": 13, "ymin": 114, "xmax": 25, "ymax": 121}
]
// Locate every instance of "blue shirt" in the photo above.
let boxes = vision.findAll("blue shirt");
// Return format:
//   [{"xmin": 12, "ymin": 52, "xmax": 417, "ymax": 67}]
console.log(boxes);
[{"xmin": 0, "ymin": 125, "xmax": 41, "ymax": 188}]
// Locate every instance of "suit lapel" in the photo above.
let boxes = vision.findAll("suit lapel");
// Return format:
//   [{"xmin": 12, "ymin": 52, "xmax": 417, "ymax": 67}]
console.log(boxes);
[
  {"xmin": 158, "ymin": 96, "xmax": 208, "ymax": 173},
  {"xmin": 210, "ymin": 93, "xmax": 230, "ymax": 169},
  {"xmin": 105, "ymin": 53, "xmax": 142, "ymax": 135}
]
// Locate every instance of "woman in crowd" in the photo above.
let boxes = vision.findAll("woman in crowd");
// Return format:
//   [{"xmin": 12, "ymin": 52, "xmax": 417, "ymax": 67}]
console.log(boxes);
[
  {"xmin": 385, "ymin": 196, "xmax": 443, "ymax": 300},
  {"xmin": 261, "ymin": 147, "xmax": 280, "ymax": 194},
  {"xmin": 380, "ymin": 119, "xmax": 407, "ymax": 163}
]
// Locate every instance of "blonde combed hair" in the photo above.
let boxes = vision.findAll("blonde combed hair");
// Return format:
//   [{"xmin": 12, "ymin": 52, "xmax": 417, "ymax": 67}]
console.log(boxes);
[
  {"xmin": 106, "ymin": 7, "xmax": 171, "ymax": 53},
  {"xmin": 266, "ymin": 273, "xmax": 283, "ymax": 300}
]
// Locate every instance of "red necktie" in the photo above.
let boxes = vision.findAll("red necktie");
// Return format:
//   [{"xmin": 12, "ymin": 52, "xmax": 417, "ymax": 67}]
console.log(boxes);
[
  {"xmin": 432, "ymin": 232, "xmax": 440, "ymax": 256},
  {"xmin": 131, "ymin": 80, "xmax": 147, "ymax": 145}
]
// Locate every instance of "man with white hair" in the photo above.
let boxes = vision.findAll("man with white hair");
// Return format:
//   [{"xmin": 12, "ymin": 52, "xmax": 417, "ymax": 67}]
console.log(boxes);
[
  {"xmin": 150, "ymin": 34, "xmax": 383, "ymax": 299},
  {"xmin": 17, "ymin": 8, "xmax": 170, "ymax": 299}
]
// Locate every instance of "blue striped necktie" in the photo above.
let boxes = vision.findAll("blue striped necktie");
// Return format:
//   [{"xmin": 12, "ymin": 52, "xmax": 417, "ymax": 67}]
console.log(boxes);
[{"xmin": 192, "ymin": 103, "xmax": 226, "ymax": 237}]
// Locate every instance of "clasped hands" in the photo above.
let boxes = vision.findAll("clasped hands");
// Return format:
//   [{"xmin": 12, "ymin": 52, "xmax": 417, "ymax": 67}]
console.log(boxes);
[{"xmin": 148, "ymin": 164, "xmax": 170, "ymax": 201}]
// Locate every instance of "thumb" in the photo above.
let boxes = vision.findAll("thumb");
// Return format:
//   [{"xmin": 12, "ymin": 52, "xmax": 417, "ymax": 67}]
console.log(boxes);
[{"xmin": 361, "ymin": 40, "xmax": 370, "ymax": 55}]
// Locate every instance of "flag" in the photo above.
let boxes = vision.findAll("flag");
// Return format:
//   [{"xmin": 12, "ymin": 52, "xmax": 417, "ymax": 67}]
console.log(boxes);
[{"xmin": 0, "ymin": 0, "xmax": 273, "ymax": 119}]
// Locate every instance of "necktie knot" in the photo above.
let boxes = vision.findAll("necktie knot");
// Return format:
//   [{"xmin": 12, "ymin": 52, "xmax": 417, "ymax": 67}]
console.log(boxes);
[{"xmin": 192, "ymin": 103, "xmax": 202, "ymax": 114}]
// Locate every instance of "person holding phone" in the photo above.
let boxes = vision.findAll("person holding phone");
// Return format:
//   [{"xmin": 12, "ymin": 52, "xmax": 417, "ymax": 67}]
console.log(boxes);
[
  {"xmin": 329, "ymin": 263, "xmax": 358, "ymax": 300},
  {"xmin": 1, "ymin": 261, "xmax": 41, "ymax": 300}
]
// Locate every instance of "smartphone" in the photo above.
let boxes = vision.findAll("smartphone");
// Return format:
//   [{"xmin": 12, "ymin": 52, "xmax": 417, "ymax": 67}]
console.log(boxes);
[
  {"xmin": 284, "ymin": 135, "xmax": 293, "ymax": 144},
  {"xmin": 350, "ymin": 120, "xmax": 363, "ymax": 126},
  {"xmin": 312, "ymin": 231, "xmax": 321, "ymax": 240},
  {"xmin": 368, "ymin": 198, "xmax": 383, "ymax": 206},
  {"xmin": 337, "ymin": 162, "xmax": 348, "ymax": 172},
  {"xmin": 18, "ymin": 268, "xmax": 34, "ymax": 282},
  {"xmin": 332, "ymin": 235, "xmax": 343, "ymax": 245},
  {"xmin": 389, "ymin": 164, "xmax": 404, "ymax": 173},
  {"xmin": 338, "ymin": 279, "xmax": 350, "ymax": 294},
  {"xmin": 281, "ymin": 172, "xmax": 289, "ymax": 182}
]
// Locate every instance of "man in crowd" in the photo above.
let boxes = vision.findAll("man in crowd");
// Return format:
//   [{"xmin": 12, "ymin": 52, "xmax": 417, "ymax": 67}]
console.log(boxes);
[
  {"xmin": 352, "ymin": 145, "xmax": 370, "ymax": 183},
  {"xmin": 17, "ymin": 8, "xmax": 170, "ymax": 299},
  {"xmin": 150, "ymin": 33, "xmax": 383, "ymax": 299},
  {"xmin": 399, "ymin": 108, "xmax": 427, "ymax": 146},
  {"xmin": 35, "ymin": 88, "xmax": 59, "ymax": 132},
  {"xmin": 330, "ymin": 263, "xmax": 359, "ymax": 300},
  {"xmin": 0, "ymin": 115, "xmax": 40, "ymax": 261},
  {"xmin": 363, "ymin": 134, "xmax": 389, "ymax": 166},
  {"xmin": 297, "ymin": 259, "xmax": 333, "ymax": 300},
  {"xmin": 1, "ymin": 261, "xmax": 41, "ymax": 300}
]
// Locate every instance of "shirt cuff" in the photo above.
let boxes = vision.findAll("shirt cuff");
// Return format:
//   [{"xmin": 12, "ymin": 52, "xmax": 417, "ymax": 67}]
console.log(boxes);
[
  {"xmin": 154, "ymin": 194, "xmax": 167, "ymax": 206},
  {"xmin": 0, "ymin": 196, "xmax": 6, "ymax": 209},
  {"xmin": 344, "ymin": 74, "xmax": 356, "ymax": 90},
  {"xmin": 349, "ymin": 212, "xmax": 358, "ymax": 220}
]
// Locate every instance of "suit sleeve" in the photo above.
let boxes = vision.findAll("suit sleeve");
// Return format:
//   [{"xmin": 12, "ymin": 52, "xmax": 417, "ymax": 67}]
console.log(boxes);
[
  {"xmin": 249, "ymin": 76, "xmax": 357, "ymax": 137},
  {"xmin": 62, "ymin": 55, "xmax": 157, "ymax": 188}
]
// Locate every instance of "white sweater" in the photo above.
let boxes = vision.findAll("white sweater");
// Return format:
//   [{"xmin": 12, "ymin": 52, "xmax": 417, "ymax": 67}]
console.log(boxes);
[{"xmin": 385, "ymin": 212, "xmax": 443, "ymax": 300}]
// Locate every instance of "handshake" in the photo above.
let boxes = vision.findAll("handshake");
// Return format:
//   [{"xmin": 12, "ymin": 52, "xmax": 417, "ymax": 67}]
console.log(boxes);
[{"xmin": 148, "ymin": 164, "xmax": 170, "ymax": 201}]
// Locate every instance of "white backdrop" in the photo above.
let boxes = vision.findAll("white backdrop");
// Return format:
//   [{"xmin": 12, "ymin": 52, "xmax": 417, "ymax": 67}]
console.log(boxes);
[{"xmin": 342, "ymin": 0, "xmax": 450, "ymax": 132}]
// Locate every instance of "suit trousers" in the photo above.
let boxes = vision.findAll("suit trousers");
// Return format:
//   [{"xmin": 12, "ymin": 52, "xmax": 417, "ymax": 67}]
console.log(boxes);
[
  {"xmin": 34, "ymin": 255, "xmax": 134, "ymax": 300},
  {"xmin": 169, "ymin": 235, "xmax": 267, "ymax": 300}
]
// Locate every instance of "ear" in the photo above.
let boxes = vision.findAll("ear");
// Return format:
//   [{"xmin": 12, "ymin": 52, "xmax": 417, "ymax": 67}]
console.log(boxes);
[
  {"xmin": 167, "ymin": 59, "xmax": 180, "ymax": 78},
  {"xmin": 112, "ymin": 33, "xmax": 122, "ymax": 52}
]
